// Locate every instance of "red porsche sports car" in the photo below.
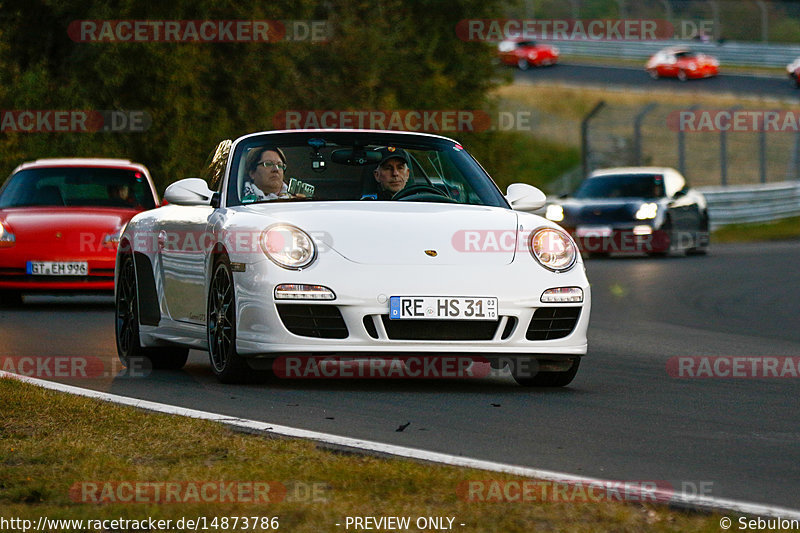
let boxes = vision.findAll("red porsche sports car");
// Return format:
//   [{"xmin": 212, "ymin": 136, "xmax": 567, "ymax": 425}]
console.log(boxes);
[
  {"xmin": 498, "ymin": 39, "xmax": 559, "ymax": 70},
  {"xmin": 0, "ymin": 158, "xmax": 159, "ymax": 305},
  {"xmin": 646, "ymin": 47, "xmax": 719, "ymax": 81}
]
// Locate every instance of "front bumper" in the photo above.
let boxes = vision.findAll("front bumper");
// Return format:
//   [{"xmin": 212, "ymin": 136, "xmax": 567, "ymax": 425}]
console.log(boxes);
[{"xmin": 231, "ymin": 256, "xmax": 591, "ymax": 357}]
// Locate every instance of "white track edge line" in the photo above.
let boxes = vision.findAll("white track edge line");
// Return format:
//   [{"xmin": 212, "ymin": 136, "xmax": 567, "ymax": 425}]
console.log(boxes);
[{"xmin": 3, "ymin": 370, "xmax": 799, "ymax": 521}]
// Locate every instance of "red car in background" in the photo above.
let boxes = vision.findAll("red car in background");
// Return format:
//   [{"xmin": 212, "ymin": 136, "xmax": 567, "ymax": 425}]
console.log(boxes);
[
  {"xmin": 787, "ymin": 57, "xmax": 800, "ymax": 87},
  {"xmin": 498, "ymin": 39, "xmax": 559, "ymax": 70},
  {"xmin": 0, "ymin": 158, "xmax": 159, "ymax": 305},
  {"xmin": 646, "ymin": 47, "xmax": 719, "ymax": 81}
]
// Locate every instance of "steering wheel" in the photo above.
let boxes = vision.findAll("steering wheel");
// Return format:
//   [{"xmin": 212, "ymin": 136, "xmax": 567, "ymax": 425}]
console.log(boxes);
[{"xmin": 392, "ymin": 184, "xmax": 457, "ymax": 203}]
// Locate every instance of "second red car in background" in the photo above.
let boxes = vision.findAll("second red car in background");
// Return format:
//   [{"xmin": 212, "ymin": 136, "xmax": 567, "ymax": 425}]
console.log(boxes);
[
  {"xmin": 498, "ymin": 39, "xmax": 559, "ymax": 70},
  {"xmin": 646, "ymin": 47, "xmax": 719, "ymax": 81}
]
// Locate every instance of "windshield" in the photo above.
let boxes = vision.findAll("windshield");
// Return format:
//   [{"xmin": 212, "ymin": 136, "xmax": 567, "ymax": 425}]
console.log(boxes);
[
  {"xmin": 573, "ymin": 174, "xmax": 665, "ymax": 199},
  {"xmin": 0, "ymin": 167, "xmax": 156, "ymax": 209},
  {"xmin": 225, "ymin": 132, "xmax": 509, "ymax": 208}
]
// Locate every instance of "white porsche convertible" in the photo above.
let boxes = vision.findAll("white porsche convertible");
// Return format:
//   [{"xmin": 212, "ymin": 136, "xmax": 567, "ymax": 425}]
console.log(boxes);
[{"xmin": 115, "ymin": 130, "xmax": 590, "ymax": 386}]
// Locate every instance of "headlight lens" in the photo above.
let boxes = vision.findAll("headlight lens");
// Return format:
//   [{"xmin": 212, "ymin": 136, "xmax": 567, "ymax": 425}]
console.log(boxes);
[
  {"xmin": 635, "ymin": 202, "xmax": 658, "ymax": 220},
  {"xmin": 545, "ymin": 204, "xmax": 564, "ymax": 222},
  {"xmin": 529, "ymin": 228, "xmax": 577, "ymax": 272},
  {"xmin": 0, "ymin": 221, "xmax": 15, "ymax": 248},
  {"xmin": 261, "ymin": 224, "xmax": 316, "ymax": 270}
]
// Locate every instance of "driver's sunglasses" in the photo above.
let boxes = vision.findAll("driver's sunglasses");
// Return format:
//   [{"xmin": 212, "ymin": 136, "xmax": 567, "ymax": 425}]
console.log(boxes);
[{"xmin": 259, "ymin": 160, "xmax": 287, "ymax": 171}]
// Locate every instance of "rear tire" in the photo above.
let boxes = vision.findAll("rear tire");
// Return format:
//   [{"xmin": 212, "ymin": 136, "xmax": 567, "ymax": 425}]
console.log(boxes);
[
  {"xmin": 648, "ymin": 69, "xmax": 659, "ymax": 80},
  {"xmin": 512, "ymin": 357, "xmax": 581, "ymax": 387},
  {"xmin": 677, "ymin": 70, "xmax": 688, "ymax": 82},
  {"xmin": 207, "ymin": 256, "xmax": 249, "ymax": 383},
  {"xmin": 517, "ymin": 58, "xmax": 530, "ymax": 70},
  {"xmin": 116, "ymin": 254, "xmax": 189, "ymax": 371}
]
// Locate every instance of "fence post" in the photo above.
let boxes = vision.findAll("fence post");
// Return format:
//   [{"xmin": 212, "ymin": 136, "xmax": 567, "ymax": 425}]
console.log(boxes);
[
  {"xmin": 582, "ymin": 101, "xmax": 606, "ymax": 178},
  {"xmin": 759, "ymin": 114, "xmax": 767, "ymax": 183},
  {"xmin": 720, "ymin": 105, "xmax": 741, "ymax": 185},
  {"xmin": 678, "ymin": 104, "xmax": 700, "ymax": 177},
  {"xmin": 634, "ymin": 103, "xmax": 657, "ymax": 165},
  {"xmin": 756, "ymin": 0, "xmax": 768, "ymax": 43}
]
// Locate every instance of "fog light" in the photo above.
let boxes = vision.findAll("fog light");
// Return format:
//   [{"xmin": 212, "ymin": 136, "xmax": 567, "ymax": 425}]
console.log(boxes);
[
  {"xmin": 633, "ymin": 225, "xmax": 653, "ymax": 236},
  {"xmin": 274, "ymin": 284, "xmax": 335, "ymax": 300},
  {"xmin": 541, "ymin": 287, "xmax": 583, "ymax": 303}
]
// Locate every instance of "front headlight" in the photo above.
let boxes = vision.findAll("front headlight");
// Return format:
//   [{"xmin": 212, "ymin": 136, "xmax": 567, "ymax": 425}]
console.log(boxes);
[
  {"xmin": 635, "ymin": 202, "xmax": 658, "ymax": 220},
  {"xmin": 545, "ymin": 204, "xmax": 564, "ymax": 222},
  {"xmin": 529, "ymin": 228, "xmax": 577, "ymax": 272},
  {"xmin": 260, "ymin": 224, "xmax": 316, "ymax": 270},
  {"xmin": 0, "ymin": 221, "xmax": 15, "ymax": 248}
]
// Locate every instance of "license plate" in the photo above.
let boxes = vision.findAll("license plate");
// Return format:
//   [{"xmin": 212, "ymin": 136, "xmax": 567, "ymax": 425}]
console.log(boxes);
[
  {"xmin": 389, "ymin": 296, "xmax": 498, "ymax": 320},
  {"xmin": 27, "ymin": 261, "xmax": 88, "ymax": 276},
  {"xmin": 576, "ymin": 226, "xmax": 613, "ymax": 238}
]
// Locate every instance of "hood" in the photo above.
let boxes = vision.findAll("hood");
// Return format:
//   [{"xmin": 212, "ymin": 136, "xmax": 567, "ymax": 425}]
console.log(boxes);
[
  {"xmin": 0, "ymin": 207, "xmax": 135, "ymax": 250},
  {"xmin": 242, "ymin": 202, "xmax": 520, "ymax": 266}
]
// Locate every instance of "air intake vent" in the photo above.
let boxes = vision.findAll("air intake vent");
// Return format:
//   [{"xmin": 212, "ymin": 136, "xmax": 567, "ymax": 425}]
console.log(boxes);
[
  {"xmin": 526, "ymin": 307, "xmax": 581, "ymax": 340},
  {"xmin": 276, "ymin": 304, "xmax": 348, "ymax": 339}
]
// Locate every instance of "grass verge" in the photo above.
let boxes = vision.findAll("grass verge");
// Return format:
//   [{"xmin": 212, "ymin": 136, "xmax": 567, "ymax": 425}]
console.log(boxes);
[
  {"xmin": 0, "ymin": 377, "xmax": 726, "ymax": 532},
  {"xmin": 712, "ymin": 216, "xmax": 800, "ymax": 243}
]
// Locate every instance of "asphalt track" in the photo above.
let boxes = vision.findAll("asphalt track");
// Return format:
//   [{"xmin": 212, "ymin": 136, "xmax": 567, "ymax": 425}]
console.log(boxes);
[
  {"xmin": 515, "ymin": 62, "xmax": 800, "ymax": 100},
  {"xmin": 1, "ymin": 240, "xmax": 799, "ymax": 511}
]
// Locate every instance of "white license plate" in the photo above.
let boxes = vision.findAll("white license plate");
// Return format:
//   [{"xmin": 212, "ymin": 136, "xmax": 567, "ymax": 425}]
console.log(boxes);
[
  {"xmin": 27, "ymin": 261, "xmax": 88, "ymax": 276},
  {"xmin": 576, "ymin": 226, "xmax": 613, "ymax": 238},
  {"xmin": 389, "ymin": 296, "xmax": 498, "ymax": 320}
]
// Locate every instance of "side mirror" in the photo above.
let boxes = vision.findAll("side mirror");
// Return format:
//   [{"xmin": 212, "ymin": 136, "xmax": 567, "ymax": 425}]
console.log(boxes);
[
  {"xmin": 505, "ymin": 183, "xmax": 547, "ymax": 211},
  {"xmin": 673, "ymin": 188, "xmax": 688, "ymax": 199},
  {"xmin": 163, "ymin": 178, "xmax": 215, "ymax": 206}
]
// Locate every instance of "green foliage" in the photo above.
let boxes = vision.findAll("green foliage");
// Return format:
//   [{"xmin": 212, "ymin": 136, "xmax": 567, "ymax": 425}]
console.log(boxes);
[{"xmin": 0, "ymin": 0, "xmax": 514, "ymax": 190}]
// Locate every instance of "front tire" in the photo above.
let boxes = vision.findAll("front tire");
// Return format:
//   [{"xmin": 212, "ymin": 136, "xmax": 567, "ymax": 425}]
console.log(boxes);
[
  {"xmin": 677, "ymin": 70, "xmax": 688, "ymax": 82},
  {"xmin": 517, "ymin": 58, "xmax": 530, "ymax": 70},
  {"xmin": 0, "ymin": 291, "xmax": 23, "ymax": 307},
  {"xmin": 116, "ymin": 254, "xmax": 189, "ymax": 370},
  {"xmin": 207, "ymin": 256, "xmax": 249, "ymax": 383},
  {"xmin": 512, "ymin": 357, "xmax": 581, "ymax": 387}
]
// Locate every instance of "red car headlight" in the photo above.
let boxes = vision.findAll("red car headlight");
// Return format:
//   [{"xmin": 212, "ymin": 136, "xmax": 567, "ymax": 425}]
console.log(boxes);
[{"xmin": 0, "ymin": 221, "xmax": 15, "ymax": 248}]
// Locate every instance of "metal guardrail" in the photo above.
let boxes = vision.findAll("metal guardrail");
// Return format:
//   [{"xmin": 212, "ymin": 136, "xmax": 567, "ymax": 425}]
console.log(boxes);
[
  {"xmin": 543, "ymin": 39, "xmax": 800, "ymax": 69},
  {"xmin": 698, "ymin": 181, "xmax": 800, "ymax": 227}
]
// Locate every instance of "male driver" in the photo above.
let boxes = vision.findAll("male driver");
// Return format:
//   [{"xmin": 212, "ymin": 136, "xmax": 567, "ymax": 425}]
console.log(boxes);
[{"xmin": 374, "ymin": 147, "xmax": 410, "ymax": 200}]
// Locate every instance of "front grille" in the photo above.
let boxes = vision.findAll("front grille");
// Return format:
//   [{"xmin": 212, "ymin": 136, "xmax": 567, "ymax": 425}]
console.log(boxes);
[
  {"xmin": 380, "ymin": 316, "xmax": 500, "ymax": 341},
  {"xmin": 526, "ymin": 307, "xmax": 581, "ymax": 340},
  {"xmin": 276, "ymin": 304, "xmax": 348, "ymax": 339},
  {"xmin": 576, "ymin": 205, "xmax": 632, "ymax": 224}
]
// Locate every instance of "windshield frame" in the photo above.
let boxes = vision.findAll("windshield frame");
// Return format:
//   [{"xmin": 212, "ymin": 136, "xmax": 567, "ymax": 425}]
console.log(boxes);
[{"xmin": 222, "ymin": 130, "xmax": 510, "ymax": 209}]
